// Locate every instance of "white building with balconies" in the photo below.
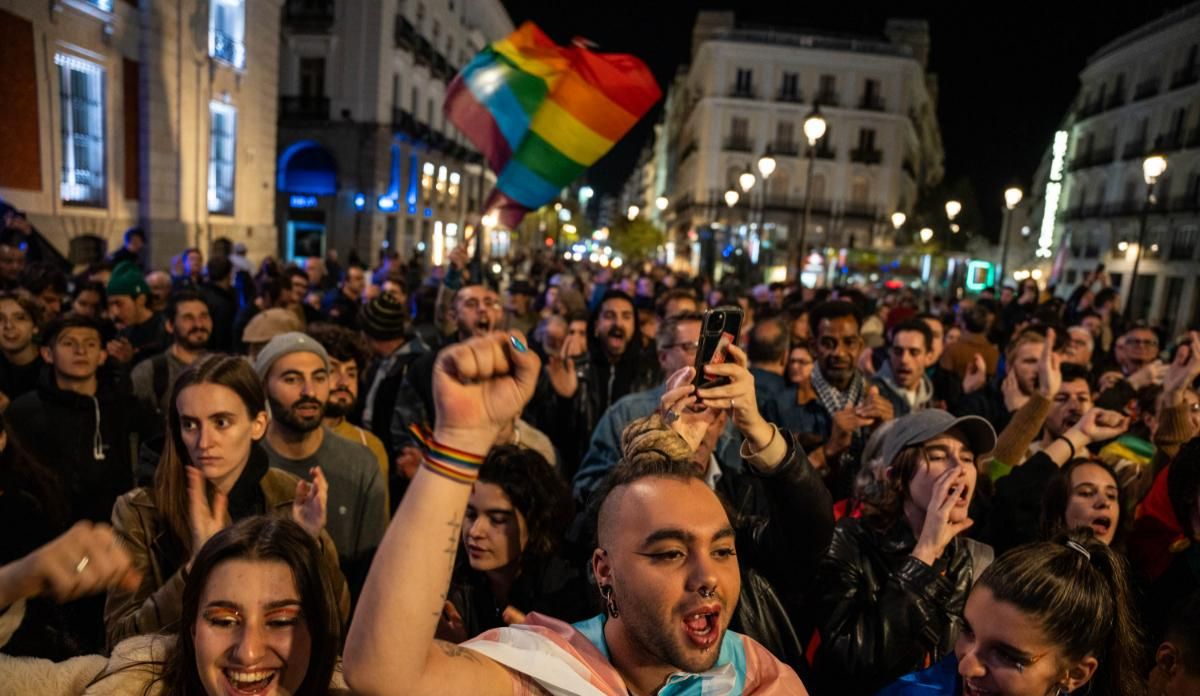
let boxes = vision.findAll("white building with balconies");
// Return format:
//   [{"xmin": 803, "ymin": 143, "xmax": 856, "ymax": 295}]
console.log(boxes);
[
  {"xmin": 1055, "ymin": 2, "xmax": 1200, "ymax": 333},
  {"xmin": 654, "ymin": 11, "xmax": 944, "ymax": 283}
]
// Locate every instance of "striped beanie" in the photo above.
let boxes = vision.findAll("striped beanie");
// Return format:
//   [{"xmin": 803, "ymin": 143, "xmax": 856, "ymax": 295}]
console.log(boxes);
[{"xmin": 360, "ymin": 294, "xmax": 408, "ymax": 340}]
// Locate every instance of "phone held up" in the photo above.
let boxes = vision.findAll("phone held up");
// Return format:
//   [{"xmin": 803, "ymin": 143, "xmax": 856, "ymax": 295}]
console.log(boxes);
[{"xmin": 693, "ymin": 306, "xmax": 744, "ymax": 391}]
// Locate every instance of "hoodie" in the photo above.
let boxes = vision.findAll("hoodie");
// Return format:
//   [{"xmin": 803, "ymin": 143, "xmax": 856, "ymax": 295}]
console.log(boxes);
[{"xmin": 5, "ymin": 370, "xmax": 137, "ymax": 525}]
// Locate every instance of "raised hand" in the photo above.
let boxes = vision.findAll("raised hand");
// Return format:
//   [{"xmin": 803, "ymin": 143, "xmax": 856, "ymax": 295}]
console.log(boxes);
[
  {"xmin": 106, "ymin": 337, "xmax": 134, "ymax": 364},
  {"xmin": 962, "ymin": 353, "xmax": 987, "ymax": 394},
  {"xmin": 187, "ymin": 465, "xmax": 229, "ymax": 558},
  {"xmin": 447, "ymin": 244, "xmax": 469, "ymax": 271},
  {"xmin": 292, "ymin": 466, "xmax": 328, "ymax": 538},
  {"xmin": 911, "ymin": 465, "xmax": 974, "ymax": 566},
  {"xmin": 432, "ymin": 332, "xmax": 541, "ymax": 453},
  {"xmin": 1037, "ymin": 328, "xmax": 1063, "ymax": 399},
  {"xmin": 545, "ymin": 332, "xmax": 585, "ymax": 398},
  {"xmin": 1163, "ymin": 331, "xmax": 1200, "ymax": 399},
  {"xmin": 659, "ymin": 366, "xmax": 715, "ymax": 453},
  {"xmin": 695, "ymin": 344, "xmax": 774, "ymax": 450},
  {"xmin": 0, "ymin": 521, "xmax": 140, "ymax": 606},
  {"xmin": 828, "ymin": 404, "xmax": 872, "ymax": 457},
  {"xmin": 1072, "ymin": 407, "xmax": 1130, "ymax": 444},
  {"xmin": 1001, "ymin": 368, "xmax": 1028, "ymax": 412},
  {"xmin": 856, "ymin": 384, "xmax": 895, "ymax": 424},
  {"xmin": 1128, "ymin": 359, "xmax": 1168, "ymax": 390},
  {"xmin": 857, "ymin": 346, "xmax": 877, "ymax": 378}
]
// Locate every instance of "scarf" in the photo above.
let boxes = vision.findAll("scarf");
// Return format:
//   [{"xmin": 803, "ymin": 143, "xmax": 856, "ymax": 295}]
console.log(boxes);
[{"xmin": 811, "ymin": 364, "xmax": 864, "ymax": 417}]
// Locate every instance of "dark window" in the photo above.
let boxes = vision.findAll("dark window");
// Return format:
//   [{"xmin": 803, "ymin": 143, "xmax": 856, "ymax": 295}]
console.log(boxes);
[{"xmin": 299, "ymin": 57, "xmax": 325, "ymax": 97}]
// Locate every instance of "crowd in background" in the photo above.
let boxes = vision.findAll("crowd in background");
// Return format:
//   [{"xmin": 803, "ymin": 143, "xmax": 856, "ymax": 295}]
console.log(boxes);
[{"xmin": 0, "ymin": 212, "xmax": 1197, "ymax": 696}]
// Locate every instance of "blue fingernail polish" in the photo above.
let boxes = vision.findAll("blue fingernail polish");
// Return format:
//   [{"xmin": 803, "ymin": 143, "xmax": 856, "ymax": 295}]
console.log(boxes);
[{"xmin": 510, "ymin": 335, "xmax": 527, "ymax": 353}]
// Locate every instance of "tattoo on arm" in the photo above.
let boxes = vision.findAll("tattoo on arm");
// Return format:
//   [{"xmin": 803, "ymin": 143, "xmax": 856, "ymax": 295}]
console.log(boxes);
[{"xmin": 435, "ymin": 639, "xmax": 485, "ymax": 664}]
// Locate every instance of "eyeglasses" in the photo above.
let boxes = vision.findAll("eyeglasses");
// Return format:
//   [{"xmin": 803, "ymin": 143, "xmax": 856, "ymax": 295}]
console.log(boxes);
[
  {"xmin": 1124, "ymin": 338, "xmax": 1158, "ymax": 348},
  {"xmin": 664, "ymin": 340, "xmax": 700, "ymax": 353}
]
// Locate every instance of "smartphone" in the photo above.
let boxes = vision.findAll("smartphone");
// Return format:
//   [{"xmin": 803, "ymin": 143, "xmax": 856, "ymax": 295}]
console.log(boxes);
[{"xmin": 693, "ymin": 306, "xmax": 744, "ymax": 390}]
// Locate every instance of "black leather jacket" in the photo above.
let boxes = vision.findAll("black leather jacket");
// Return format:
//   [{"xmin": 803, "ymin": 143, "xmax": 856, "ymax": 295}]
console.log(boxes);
[
  {"xmin": 721, "ymin": 431, "xmax": 835, "ymax": 676},
  {"xmin": 811, "ymin": 517, "xmax": 991, "ymax": 695}
]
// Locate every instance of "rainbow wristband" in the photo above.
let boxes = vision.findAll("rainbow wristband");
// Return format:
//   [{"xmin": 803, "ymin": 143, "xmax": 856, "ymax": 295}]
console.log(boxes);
[{"xmin": 409, "ymin": 424, "xmax": 484, "ymax": 484}]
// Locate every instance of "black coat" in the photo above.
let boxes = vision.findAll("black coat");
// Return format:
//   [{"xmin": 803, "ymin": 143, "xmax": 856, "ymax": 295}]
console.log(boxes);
[
  {"xmin": 811, "ymin": 517, "xmax": 991, "ymax": 696},
  {"xmin": 199, "ymin": 282, "xmax": 240, "ymax": 353},
  {"xmin": 6, "ymin": 371, "xmax": 138, "ymax": 525}
]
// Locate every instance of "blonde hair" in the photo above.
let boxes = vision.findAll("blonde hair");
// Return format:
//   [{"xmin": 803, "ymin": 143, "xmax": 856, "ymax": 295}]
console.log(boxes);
[{"xmin": 619, "ymin": 414, "xmax": 694, "ymax": 467}]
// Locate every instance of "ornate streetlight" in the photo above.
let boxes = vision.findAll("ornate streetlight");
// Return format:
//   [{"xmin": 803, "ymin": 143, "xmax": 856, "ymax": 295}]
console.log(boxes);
[
  {"xmin": 793, "ymin": 104, "xmax": 828, "ymax": 281},
  {"xmin": 1128, "ymin": 151, "xmax": 1168, "ymax": 320}
]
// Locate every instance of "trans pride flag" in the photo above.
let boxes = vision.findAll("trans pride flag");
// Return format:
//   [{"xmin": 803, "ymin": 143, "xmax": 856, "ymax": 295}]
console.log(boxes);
[{"xmin": 443, "ymin": 22, "xmax": 661, "ymax": 225}]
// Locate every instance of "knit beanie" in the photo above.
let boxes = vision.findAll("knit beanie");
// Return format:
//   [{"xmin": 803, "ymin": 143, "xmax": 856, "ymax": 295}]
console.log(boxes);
[
  {"xmin": 107, "ymin": 261, "xmax": 149, "ymax": 298},
  {"xmin": 360, "ymin": 294, "xmax": 408, "ymax": 340},
  {"xmin": 252, "ymin": 331, "xmax": 329, "ymax": 380}
]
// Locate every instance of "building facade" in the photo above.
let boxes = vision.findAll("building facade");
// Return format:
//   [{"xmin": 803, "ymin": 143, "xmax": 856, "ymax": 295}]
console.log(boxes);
[
  {"xmin": 1054, "ymin": 2, "xmax": 1200, "ymax": 333},
  {"xmin": 276, "ymin": 0, "xmax": 511, "ymax": 268},
  {"xmin": 0, "ymin": 0, "xmax": 282, "ymax": 268},
  {"xmin": 653, "ymin": 11, "xmax": 944, "ymax": 282}
]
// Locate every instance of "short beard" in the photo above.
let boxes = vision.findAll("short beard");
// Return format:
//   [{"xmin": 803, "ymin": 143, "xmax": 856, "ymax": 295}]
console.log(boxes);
[
  {"xmin": 268, "ymin": 395, "xmax": 324, "ymax": 433},
  {"xmin": 176, "ymin": 331, "xmax": 210, "ymax": 352},
  {"xmin": 324, "ymin": 394, "xmax": 355, "ymax": 420},
  {"xmin": 611, "ymin": 581, "xmax": 723, "ymax": 676}
]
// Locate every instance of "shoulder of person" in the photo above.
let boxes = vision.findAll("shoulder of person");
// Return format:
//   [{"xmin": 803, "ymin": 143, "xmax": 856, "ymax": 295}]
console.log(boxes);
[
  {"xmin": 321, "ymin": 430, "xmax": 381, "ymax": 470},
  {"xmin": 86, "ymin": 633, "xmax": 173, "ymax": 696},
  {"xmin": 261, "ymin": 467, "xmax": 302, "ymax": 508}
]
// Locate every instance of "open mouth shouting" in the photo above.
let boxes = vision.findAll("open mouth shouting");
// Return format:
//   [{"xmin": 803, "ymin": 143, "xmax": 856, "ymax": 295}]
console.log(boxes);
[
  {"xmin": 681, "ymin": 604, "xmax": 722, "ymax": 649},
  {"xmin": 1090, "ymin": 514, "xmax": 1113, "ymax": 539},
  {"xmin": 221, "ymin": 668, "xmax": 280, "ymax": 695}
]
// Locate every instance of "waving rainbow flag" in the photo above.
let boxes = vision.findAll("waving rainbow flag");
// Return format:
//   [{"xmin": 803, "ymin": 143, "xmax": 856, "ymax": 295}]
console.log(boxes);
[{"xmin": 444, "ymin": 22, "xmax": 661, "ymax": 225}]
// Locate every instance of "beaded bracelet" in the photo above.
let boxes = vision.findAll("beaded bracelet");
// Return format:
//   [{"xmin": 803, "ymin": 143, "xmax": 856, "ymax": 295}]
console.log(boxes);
[{"xmin": 409, "ymin": 424, "xmax": 485, "ymax": 484}]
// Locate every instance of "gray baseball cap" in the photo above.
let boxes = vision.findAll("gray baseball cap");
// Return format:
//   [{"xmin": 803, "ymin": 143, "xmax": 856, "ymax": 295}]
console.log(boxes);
[
  {"xmin": 252, "ymin": 331, "xmax": 329, "ymax": 380},
  {"xmin": 880, "ymin": 410, "xmax": 996, "ymax": 467}
]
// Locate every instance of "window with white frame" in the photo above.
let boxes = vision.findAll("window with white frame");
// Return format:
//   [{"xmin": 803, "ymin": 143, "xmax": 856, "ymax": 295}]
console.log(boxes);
[
  {"xmin": 209, "ymin": 0, "xmax": 246, "ymax": 69},
  {"xmin": 56, "ymin": 54, "xmax": 106, "ymax": 206},
  {"xmin": 208, "ymin": 102, "xmax": 237, "ymax": 215}
]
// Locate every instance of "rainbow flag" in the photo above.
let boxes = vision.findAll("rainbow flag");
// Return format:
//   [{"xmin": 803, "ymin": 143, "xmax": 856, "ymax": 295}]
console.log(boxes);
[{"xmin": 444, "ymin": 22, "xmax": 661, "ymax": 225}]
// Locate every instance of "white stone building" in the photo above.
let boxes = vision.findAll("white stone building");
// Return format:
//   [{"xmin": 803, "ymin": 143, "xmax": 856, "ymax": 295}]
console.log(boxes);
[
  {"xmin": 1054, "ymin": 2, "xmax": 1200, "ymax": 333},
  {"xmin": 0, "ymin": 0, "xmax": 282, "ymax": 268},
  {"xmin": 277, "ymin": 0, "xmax": 511, "ymax": 267},
  {"xmin": 653, "ymin": 11, "xmax": 944, "ymax": 282}
]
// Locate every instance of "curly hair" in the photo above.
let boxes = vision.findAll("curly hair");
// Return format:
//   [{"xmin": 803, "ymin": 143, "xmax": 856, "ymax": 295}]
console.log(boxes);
[
  {"xmin": 477, "ymin": 445, "xmax": 573, "ymax": 564},
  {"xmin": 306, "ymin": 322, "xmax": 370, "ymax": 370}
]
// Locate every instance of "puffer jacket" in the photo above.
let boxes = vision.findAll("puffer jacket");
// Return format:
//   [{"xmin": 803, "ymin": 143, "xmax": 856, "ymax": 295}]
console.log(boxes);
[
  {"xmin": 104, "ymin": 446, "xmax": 350, "ymax": 648},
  {"xmin": 811, "ymin": 517, "xmax": 992, "ymax": 696}
]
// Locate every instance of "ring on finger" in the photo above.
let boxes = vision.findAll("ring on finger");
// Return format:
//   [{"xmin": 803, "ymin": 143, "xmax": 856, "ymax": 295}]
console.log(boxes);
[
  {"xmin": 663, "ymin": 409, "xmax": 680, "ymax": 425},
  {"xmin": 729, "ymin": 398, "xmax": 735, "ymax": 410},
  {"xmin": 75, "ymin": 555, "xmax": 90, "ymax": 574}
]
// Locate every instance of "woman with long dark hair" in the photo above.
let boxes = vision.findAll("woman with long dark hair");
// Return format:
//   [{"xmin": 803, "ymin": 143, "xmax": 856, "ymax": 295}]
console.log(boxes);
[
  {"xmin": 104, "ymin": 355, "xmax": 348, "ymax": 648},
  {"xmin": 1041, "ymin": 457, "xmax": 1127, "ymax": 547},
  {"xmin": 880, "ymin": 530, "xmax": 1146, "ymax": 696},
  {"xmin": 436, "ymin": 445, "xmax": 585, "ymax": 641}
]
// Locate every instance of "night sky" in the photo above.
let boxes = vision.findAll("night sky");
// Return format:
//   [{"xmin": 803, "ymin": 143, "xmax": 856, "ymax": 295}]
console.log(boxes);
[{"xmin": 500, "ymin": 0, "xmax": 1190, "ymax": 234}]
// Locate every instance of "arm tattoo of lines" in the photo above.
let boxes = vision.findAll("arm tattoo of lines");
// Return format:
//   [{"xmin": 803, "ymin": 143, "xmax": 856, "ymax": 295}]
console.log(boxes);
[{"xmin": 435, "ymin": 639, "xmax": 485, "ymax": 664}]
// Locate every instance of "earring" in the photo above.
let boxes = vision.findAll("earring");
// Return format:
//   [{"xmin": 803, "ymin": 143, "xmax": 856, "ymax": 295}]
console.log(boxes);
[{"xmin": 600, "ymin": 585, "xmax": 619, "ymax": 618}]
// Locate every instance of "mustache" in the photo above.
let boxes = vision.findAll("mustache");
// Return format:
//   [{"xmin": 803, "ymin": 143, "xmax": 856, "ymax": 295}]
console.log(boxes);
[
  {"xmin": 607, "ymin": 327, "xmax": 626, "ymax": 339},
  {"xmin": 290, "ymin": 397, "xmax": 323, "ymax": 410}
]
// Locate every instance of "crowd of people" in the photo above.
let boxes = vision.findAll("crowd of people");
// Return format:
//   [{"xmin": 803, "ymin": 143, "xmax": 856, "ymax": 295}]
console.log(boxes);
[{"xmin": 0, "ymin": 220, "xmax": 1197, "ymax": 696}]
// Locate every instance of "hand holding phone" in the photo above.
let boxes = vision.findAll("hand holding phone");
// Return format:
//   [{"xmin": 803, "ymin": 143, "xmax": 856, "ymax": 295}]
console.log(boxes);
[{"xmin": 693, "ymin": 307, "xmax": 744, "ymax": 390}]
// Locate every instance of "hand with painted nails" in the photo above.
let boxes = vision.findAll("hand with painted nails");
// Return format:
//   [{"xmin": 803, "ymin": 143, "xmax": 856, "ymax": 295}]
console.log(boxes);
[{"xmin": 432, "ymin": 331, "xmax": 541, "ymax": 455}]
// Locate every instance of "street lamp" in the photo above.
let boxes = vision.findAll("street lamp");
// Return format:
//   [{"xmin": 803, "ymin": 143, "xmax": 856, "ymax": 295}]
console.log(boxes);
[
  {"xmin": 655, "ymin": 196, "xmax": 668, "ymax": 211},
  {"xmin": 891, "ymin": 211, "xmax": 906, "ymax": 230},
  {"xmin": 738, "ymin": 166, "xmax": 757, "ymax": 193},
  {"xmin": 944, "ymin": 200, "xmax": 962, "ymax": 221},
  {"xmin": 1128, "ymin": 151, "xmax": 1168, "ymax": 320},
  {"xmin": 793, "ymin": 104, "xmax": 828, "ymax": 281},
  {"xmin": 919, "ymin": 227, "xmax": 934, "ymax": 243},
  {"xmin": 724, "ymin": 189, "xmax": 740, "ymax": 207},
  {"xmin": 627, "ymin": 205, "xmax": 639, "ymax": 221},
  {"xmin": 757, "ymin": 153, "xmax": 777, "ymax": 180},
  {"xmin": 998, "ymin": 186, "xmax": 1024, "ymax": 288}
]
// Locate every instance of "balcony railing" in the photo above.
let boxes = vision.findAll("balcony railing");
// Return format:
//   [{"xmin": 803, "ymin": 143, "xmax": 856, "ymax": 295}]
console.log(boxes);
[
  {"xmin": 776, "ymin": 89, "xmax": 803, "ymax": 103},
  {"xmin": 279, "ymin": 95, "xmax": 330, "ymax": 121},
  {"xmin": 1104, "ymin": 89, "xmax": 1126, "ymax": 110},
  {"xmin": 858, "ymin": 94, "xmax": 885, "ymax": 111},
  {"xmin": 1170, "ymin": 64, "xmax": 1199, "ymax": 89},
  {"xmin": 771, "ymin": 141, "xmax": 800, "ymax": 156},
  {"xmin": 1159, "ymin": 131, "xmax": 1183, "ymax": 151},
  {"xmin": 729, "ymin": 86, "xmax": 757, "ymax": 99},
  {"xmin": 1103, "ymin": 198, "xmax": 1143, "ymax": 216},
  {"xmin": 1133, "ymin": 78, "xmax": 1160, "ymax": 101},
  {"xmin": 723, "ymin": 137, "xmax": 754, "ymax": 152},
  {"xmin": 1076, "ymin": 98, "xmax": 1103, "ymax": 119},
  {"xmin": 1091, "ymin": 145, "xmax": 1115, "ymax": 165},
  {"xmin": 394, "ymin": 16, "xmax": 417, "ymax": 50},
  {"xmin": 850, "ymin": 147, "xmax": 882, "ymax": 164},
  {"xmin": 1187, "ymin": 127, "xmax": 1200, "ymax": 149},
  {"xmin": 843, "ymin": 201, "xmax": 877, "ymax": 218},
  {"xmin": 815, "ymin": 144, "xmax": 836, "ymax": 160},
  {"xmin": 814, "ymin": 90, "xmax": 839, "ymax": 107},
  {"xmin": 1168, "ymin": 194, "xmax": 1200, "ymax": 213},
  {"xmin": 284, "ymin": 0, "xmax": 335, "ymax": 32}
]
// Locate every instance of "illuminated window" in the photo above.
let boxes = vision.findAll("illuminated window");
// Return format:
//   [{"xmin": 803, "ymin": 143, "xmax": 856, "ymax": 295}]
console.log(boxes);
[
  {"xmin": 56, "ymin": 54, "xmax": 106, "ymax": 206},
  {"xmin": 208, "ymin": 102, "xmax": 237, "ymax": 215},
  {"xmin": 209, "ymin": 0, "xmax": 246, "ymax": 69}
]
